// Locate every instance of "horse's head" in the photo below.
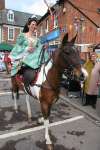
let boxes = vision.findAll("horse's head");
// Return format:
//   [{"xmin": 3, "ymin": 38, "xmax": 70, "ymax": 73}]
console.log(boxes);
[{"xmin": 60, "ymin": 33, "xmax": 82, "ymax": 78}]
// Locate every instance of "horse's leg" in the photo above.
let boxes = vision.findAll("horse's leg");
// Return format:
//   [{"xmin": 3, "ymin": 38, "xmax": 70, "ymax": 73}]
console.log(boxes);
[
  {"xmin": 13, "ymin": 92, "xmax": 18, "ymax": 113},
  {"xmin": 25, "ymin": 94, "xmax": 32, "ymax": 121},
  {"xmin": 40, "ymin": 100, "xmax": 52, "ymax": 145},
  {"xmin": 44, "ymin": 119, "xmax": 52, "ymax": 144},
  {"xmin": 11, "ymin": 78, "xmax": 19, "ymax": 113}
]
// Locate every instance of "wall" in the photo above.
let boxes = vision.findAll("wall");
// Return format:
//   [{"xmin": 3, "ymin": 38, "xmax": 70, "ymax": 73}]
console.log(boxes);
[
  {"xmin": 2, "ymin": 25, "xmax": 21, "ymax": 44},
  {"xmin": 38, "ymin": 0, "xmax": 100, "ymax": 45},
  {"xmin": 0, "ymin": 0, "xmax": 5, "ymax": 10}
]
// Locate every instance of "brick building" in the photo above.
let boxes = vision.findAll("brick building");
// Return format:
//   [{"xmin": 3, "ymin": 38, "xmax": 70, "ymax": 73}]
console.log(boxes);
[
  {"xmin": 0, "ymin": 0, "xmax": 41, "ymax": 73},
  {"xmin": 0, "ymin": 0, "xmax": 40, "ymax": 46},
  {"xmin": 38, "ymin": 0, "xmax": 100, "ymax": 57}
]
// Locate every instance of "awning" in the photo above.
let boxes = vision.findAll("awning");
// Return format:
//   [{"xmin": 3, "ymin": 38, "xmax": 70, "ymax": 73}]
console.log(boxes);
[{"xmin": 0, "ymin": 43, "xmax": 13, "ymax": 51}]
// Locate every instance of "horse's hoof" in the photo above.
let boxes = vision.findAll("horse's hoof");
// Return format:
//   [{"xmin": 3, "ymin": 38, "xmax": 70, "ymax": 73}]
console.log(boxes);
[
  {"xmin": 37, "ymin": 117, "xmax": 44, "ymax": 124},
  {"xmin": 46, "ymin": 144, "xmax": 54, "ymax": 150},
  {"xmin": 15, "ymin": 110, "xmax": 18, "ymax": 113},
  {"xmin": 28, "ymin": 118, "xmax": 32, "ymax": 123}
]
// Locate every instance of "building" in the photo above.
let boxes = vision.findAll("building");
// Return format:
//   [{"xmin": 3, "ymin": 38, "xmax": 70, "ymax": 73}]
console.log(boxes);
[
  {"xmin": 0, "ymin": 0, "xmax": 41, "ymax": 73},
  {"xmin": 38, "ymin": 0, "xmax": 100, "ymax": 58},
  {"xmin": 0, "ymin": 0, "xmax": 40, "ymax": 46}
]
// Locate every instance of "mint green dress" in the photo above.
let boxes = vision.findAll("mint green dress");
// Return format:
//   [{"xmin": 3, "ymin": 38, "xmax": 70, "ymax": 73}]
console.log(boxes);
[{"xmin": 9, "ymin": 33, "xmax": 49, "ymax": 76}]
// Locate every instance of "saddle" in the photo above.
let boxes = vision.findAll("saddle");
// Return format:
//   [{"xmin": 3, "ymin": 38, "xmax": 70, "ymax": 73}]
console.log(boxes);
[{"xmin": 16, "ymin": 66, "xmax": 39, "ymax": 94}]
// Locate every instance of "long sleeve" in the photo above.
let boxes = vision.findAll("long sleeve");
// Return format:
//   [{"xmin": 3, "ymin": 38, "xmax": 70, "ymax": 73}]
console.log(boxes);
[
  {"xmin": 9, "ymin": 33, "xmax": 27, "ymax": 60},
  {"xmin": 22, "ymin": 38, "xmax": 50, "ymax": 69},
  {"xmin": 16, "ymin": 33, "xmax": 26, "ymax": 45}
]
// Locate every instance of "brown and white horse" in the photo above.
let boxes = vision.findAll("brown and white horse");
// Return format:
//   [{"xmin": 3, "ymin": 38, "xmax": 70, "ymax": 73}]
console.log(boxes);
[{"xmin": 11, "ymin": 33, "xmax": 86, "ymax": 146}]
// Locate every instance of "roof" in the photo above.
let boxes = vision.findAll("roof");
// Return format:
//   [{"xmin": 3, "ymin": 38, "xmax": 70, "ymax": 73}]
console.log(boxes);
[
  {"xmin": 0, "ymin": 43, "xmax": 13, "ymax": 51},
  {"xmin": 0, "ymin": 9, "xmax": 41, "ymax": 27}
]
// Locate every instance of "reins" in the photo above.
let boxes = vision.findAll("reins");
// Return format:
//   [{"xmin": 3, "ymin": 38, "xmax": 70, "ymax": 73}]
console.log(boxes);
[{"xmin": 38, "ymin": 45, "xmax": 46, "ymax": 67}]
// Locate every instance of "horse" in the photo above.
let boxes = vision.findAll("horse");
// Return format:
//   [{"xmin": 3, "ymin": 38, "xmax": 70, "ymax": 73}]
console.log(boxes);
[{"xmin": 11, "ymin": 33, "xmax": 84, "ymax": 146}]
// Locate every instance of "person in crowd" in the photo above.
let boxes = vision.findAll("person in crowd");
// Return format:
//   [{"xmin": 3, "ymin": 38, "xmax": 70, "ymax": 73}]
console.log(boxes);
[
  {"xmin": 4, "ymin": 53, "xmax": 11, "ymax": 74},
  {"xmin": 85, "ymin": 50, "xmax": 99, "ymax": 108},
  {"xmin": 9, "ymin": 16, "xmax": 49, "ymax": 87}
]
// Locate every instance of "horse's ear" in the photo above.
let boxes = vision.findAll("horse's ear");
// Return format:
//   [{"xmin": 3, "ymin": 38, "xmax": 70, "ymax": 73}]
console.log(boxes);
[
  {"xmin": 61, "ymin": 33, "xmax": 68, "ymax": 46},
  {"xmin": 70, "ymin": 33, "xmax": 77, "ymax": 44}
]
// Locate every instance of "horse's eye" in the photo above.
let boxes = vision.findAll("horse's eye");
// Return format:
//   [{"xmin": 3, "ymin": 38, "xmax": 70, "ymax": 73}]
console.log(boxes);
[{"xmin": 64, "ymin": 51, "xmax": 70, "ymax": 55}]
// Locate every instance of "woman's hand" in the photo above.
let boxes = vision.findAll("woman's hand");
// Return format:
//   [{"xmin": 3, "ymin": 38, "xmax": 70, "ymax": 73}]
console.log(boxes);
[
  {"xmin": 28, "ymin": 47, "xmax": 35, "ymax": 53},
  {"xmin": 43, "ymin": 43, "xmax": 49, "ymax": 50}
]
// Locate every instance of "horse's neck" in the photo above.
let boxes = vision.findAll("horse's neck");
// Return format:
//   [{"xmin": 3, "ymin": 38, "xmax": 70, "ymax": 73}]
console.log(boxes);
[{"xmin": 52, "ymin": 50, "xmax": 65, "ymax": 74}]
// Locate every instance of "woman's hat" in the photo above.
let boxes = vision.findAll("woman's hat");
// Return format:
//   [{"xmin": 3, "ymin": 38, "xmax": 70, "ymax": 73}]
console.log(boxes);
[{"xmin": 28, "ymin": 15, "xmax": 38, "ymax": 24}]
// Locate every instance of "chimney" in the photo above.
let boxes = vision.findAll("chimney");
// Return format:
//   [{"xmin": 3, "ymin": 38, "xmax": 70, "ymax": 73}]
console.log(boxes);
[{"xmin": 0, "ymin": 0, "xmax": 5, "ymax": 10}]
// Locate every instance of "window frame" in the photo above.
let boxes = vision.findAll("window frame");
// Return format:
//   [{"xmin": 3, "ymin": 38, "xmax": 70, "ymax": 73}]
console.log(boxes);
[
  {"xmin": 7, "ymin": 10, "xmax": 14, "ymax": 22},
  {"xmin": 8, "ymin": 26, "xmax": 14, "ymax": 41}
]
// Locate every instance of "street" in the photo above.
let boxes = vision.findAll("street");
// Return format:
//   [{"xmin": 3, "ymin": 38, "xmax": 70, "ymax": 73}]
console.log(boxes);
[
  {"xmin": 0, "ymin": 0, "xmax": 100, "ymax": 149},
  {"xmin": 0, "ymin": 72, "xmax": 100, "ymax": 150}
]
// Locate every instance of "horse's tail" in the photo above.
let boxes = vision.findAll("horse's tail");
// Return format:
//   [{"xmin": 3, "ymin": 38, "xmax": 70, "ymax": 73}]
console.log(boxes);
[{"xmin": 11, "ymin": 87, "xmax": 19, "ymax": 100}]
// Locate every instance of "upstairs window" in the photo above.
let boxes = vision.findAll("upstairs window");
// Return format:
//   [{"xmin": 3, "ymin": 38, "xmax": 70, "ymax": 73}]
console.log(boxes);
[
  {"xmin": 54, "ymin": 13, "xmax": 58, "ymax": 29},
  {"xmin": 7, "ymin": 10, "xmax": 14, "ymax": 22},
  {"xmin": 97, "ymin": 8, "xmax": 100, "ymax": 14},
  {"xmin": 45, "ymin": 19, "xmax": 49, "ymax": 33},
  {"xmin": 40, "ymin": 25, "xmax": 44, "ymax": 36}
]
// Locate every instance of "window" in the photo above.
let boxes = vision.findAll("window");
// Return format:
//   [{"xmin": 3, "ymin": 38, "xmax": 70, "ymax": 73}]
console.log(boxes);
[
  {"xmin": 8, "ymin": 27, "xmax": 14, "ymax": 40},
  {"xmin": 54, "ymin": 14, "xmax": 58, "ymax": 29},
  {"xmin": 45, "ymin": 19, "xmax": 49, "ymax": 33},
  {"xmin": 97, "ymin": 8, "xmax": 100, "ymax": 14},
  {"xmin": 40, "ymin": 25, "xmax": 43, "ymax": 36},
  {"xmin": 7, "ymin": 10, "xmax": 14, "ymax": 22},
  {"xmin": 20, "ymin": 27, "xmax": 23, "ymax": 33}
]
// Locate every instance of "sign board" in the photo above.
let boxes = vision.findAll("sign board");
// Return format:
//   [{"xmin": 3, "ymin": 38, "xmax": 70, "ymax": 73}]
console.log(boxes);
[{"xmin": 75, "ymin": 44, "xmax": 93, "ymax": 52}]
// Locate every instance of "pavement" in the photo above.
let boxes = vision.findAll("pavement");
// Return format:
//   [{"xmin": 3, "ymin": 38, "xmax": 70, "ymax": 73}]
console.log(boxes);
[
  {"xmin": 0, "ymin": 71, "xmax": 11, "ymax": 78},
  {"xmin": 60, "ymin": 88, "xmax": 100, "ymax": 123},
  {"xmin": 0, "ymin": 71, "xmax": 11, "ymax": 92}
]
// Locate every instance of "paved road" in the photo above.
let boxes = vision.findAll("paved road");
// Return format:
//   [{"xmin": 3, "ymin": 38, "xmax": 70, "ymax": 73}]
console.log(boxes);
[
  {"xmin": 0, "ymin": 72, "xmax": 100, "ymax": 150},
  {"xmin": 0, "ymin": 94, "xmax": 100, "ymax": 150},
  {"xmin": 0, "ymin": 72, "xmax": 11, "ymax": 92}
]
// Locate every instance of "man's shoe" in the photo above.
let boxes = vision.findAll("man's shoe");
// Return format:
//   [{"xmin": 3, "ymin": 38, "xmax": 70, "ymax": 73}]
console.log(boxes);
[
  {"xmin": 91, "ymin": 95, "xmax": 97, "ymax": 109},
  {"xmin": 91, "ymin": 104, "xmax": 96, "ymax": 109},
  {"xmin": 83, "ymin": 94, "xmax": 91, "ymax": 106}
]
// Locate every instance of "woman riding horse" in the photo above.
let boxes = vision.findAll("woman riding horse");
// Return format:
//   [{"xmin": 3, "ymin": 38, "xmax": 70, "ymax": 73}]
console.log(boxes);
[
  {"xmin": 9, "ymin": 16, "xmax": 49, "ymax": 89},
  {"xmin": 11, "ymin": 32, "xmax": 85, "ymax": 148}
]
